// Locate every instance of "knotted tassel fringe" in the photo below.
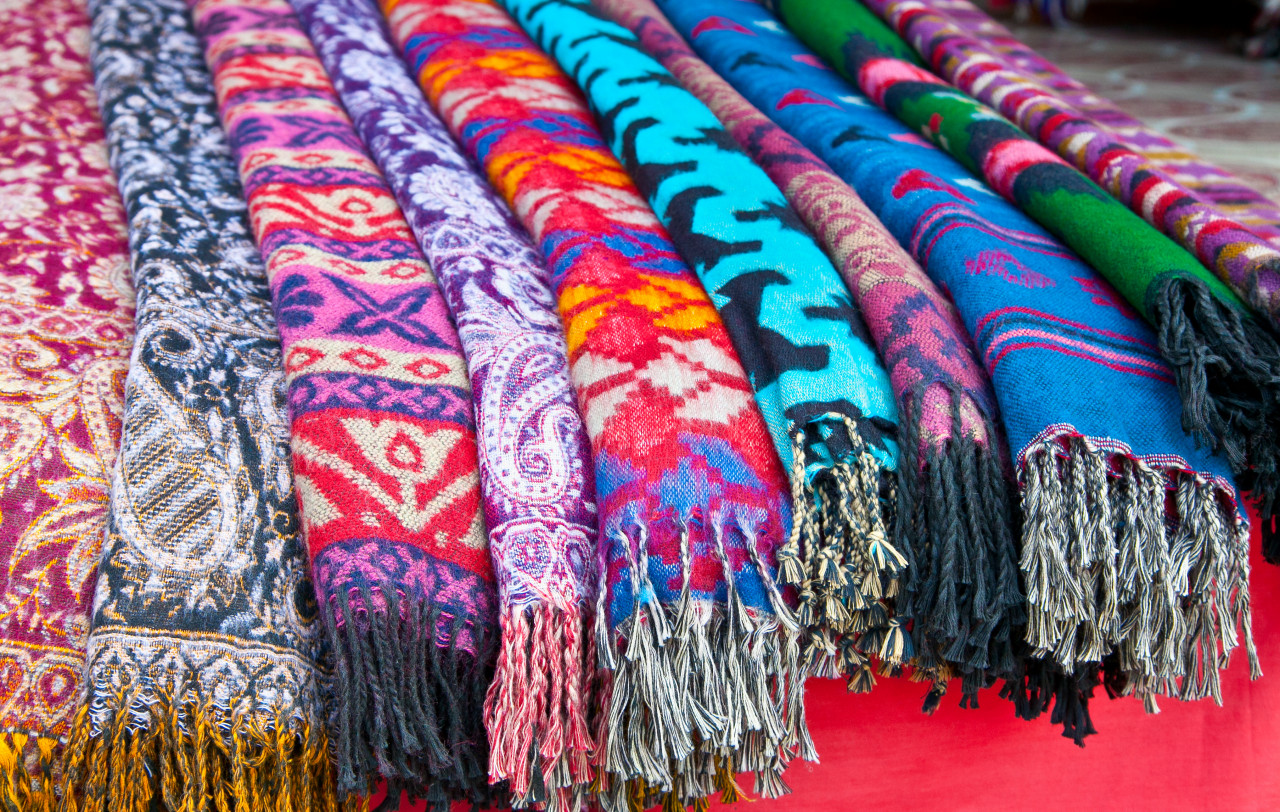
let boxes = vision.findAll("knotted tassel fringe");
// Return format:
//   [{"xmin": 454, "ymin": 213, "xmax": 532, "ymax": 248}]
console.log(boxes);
[
  {"xmin": 0, "ymin": 731, "xmax": 58, "ymax": 812},
  {"xmin": 1154, "ymin": 275, "xmax": 1280, "ymax": 563},
  {"xmin": 1019, "ymin": 430, "xmax": 1258, "ymax": 712},
  {"xmin": 324, "ymin": 584, "xmax": 498, "ymax": 809},
  {"xmin": 894, "ymin": 384, "xmax": 1023, "ymax": 704},
  {"xmin": 594, "ymin": 511, "xmax": 815, "ymax": 811},
  {"xmin": 999, "ymin": 657, "xmax": 1102, "ymax": 746},
  {"xmin": 774, "ymin": 412, "xmax": 905, "ymax": 688},
  {"xmin": 60, "ymin": 684, "xmax": 348, "ymax": 812},
  {"xmin": 484, "ymin": 603, "xmax": 595, "ymax": 810}
]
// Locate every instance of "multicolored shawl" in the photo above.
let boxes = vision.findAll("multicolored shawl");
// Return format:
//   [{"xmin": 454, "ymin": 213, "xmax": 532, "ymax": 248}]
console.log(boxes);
[
  {"xmin": 864, "ymin": 0, "xmax": 1280, "ymax": 335},
  {"xmin": 767, "ymin": 0, "xmax": 1280, "ymax": 562},
  {"xmin": 0, "ymin": 0, "xmax": 134, "ymax": 805},
  {"xmin": 190, "ymin": 0, "xmax": 498, "ymax": 803},
  {"xmin": 287, "ymin": 0, "xmax": 598, "ymax": 803},
  {"xmin": 384, "ymin": 0, "xmax": 812, "ymax": 805},
  {"xmin": 925, "ymin": 0, "xmax": 1280, "ymax": 241},
  {"xmin": 501, "ymin": 0, "xmax": 906, "ymax": 690},
  {"xmin": 664, "ymin": 0, "xmax": 1257, "ymax": 737},
  {"xmin": 65, "ymin": 0, "xmax": 338, "ymax": 807},
  {"xmin": 595, "ymin": 0, "xmax": 1020, "ymax": 700}
]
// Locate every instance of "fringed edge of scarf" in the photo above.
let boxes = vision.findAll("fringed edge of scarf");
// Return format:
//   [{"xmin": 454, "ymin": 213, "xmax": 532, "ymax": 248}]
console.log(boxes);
[
  {"xmin": 591, "ymin": 512, "xmax": 816, "ymax": 811},
  {"xmin": 894, "ymin": 384, "xmax": 1024, "ymax": 709},
  {"xmin": 0, "ymin": 731, "xmax": 59, "ymax": 812},
  {"xmin": 999, "ymin": 656, "xmax": 1103, "ymax": 747},
  {"xmin": 1018, "ymin": 428, "xmax": 1260, "ymax": 717},
  {"xmin": 774, "ymin": 412, "xmax": 907, "ymax": 688},
  {"xmin": 1153, "ymin": 274, "xmax": 1280, "ymax": 561},
  {"xmin": 484, "ymin": 603, "xmax": 596, "ymax": 810},
  {"xmin": 323, "ymin": 584, "xmax": 499, "ymax": 810},
  {"xmin": 59, "ymin": 684, "xmax": 348, "ymax": 812}
]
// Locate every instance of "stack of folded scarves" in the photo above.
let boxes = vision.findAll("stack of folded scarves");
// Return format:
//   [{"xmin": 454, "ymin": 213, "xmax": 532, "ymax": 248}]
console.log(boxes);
[{"xmin": 0, "ymin": 0, "xmax": 1270, "ymax": 808}]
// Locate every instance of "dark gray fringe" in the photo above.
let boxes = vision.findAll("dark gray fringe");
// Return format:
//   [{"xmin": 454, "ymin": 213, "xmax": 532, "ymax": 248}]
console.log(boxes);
[
  {"xmin": 1153, "ymin": 275, "xmax": 1280, "ymax": 562},
  {"xmin": 774, "ymin": 413, "xmax": 906, "ymax": 689},
  {"xmin": 894, "ymin": 386, "xmax": 1023, "ymax": 706},
  {"xmin": 1019, "ymin": 433, "xmax": 1258, "ymax": 711},
  {"xmin": 323, "ymin": 583, "xmax": 499, "ymax": 810},
  {"xmin": 596, "ymin": 512, "xmax": 814, "ymax": 811},
  {"xmin": 999, "ymin": 657, "xmax": 1102, "ymax": 747}
]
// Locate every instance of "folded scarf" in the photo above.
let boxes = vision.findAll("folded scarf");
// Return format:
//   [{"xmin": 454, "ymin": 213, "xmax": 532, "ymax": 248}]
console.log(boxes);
[
  {"xmin": 383, "ymin": 0, "xmax": 812, "ymax": 805},
  {"xmin": 64, "ymin": 0, "xmax": 339, "ymax": 807},
  {"xmin": 923, "ymin": 0, "xmax": 1280, "ymax": 242},
  {"xmin": 500, "ymin": 0, "xmax": 907, "ymax": 690},
  {"xmin": 665, "ymin": 0, "xmax": 1258, "ymax": 735},
  {"xmin": 190, "ymin": 0, "xmax": 498, "ymax": 803},
  {"xmin": 864, "ymin": 0, "xmax": 1280, "ymax": 335},
  {"xmin": 0, "ymin": 0, "xmax": 134, "ymax": 805},
  {"xmin": 286, "ymin": 0, "xmax": 599, "ymax": 803},
  {"xmin": 768, "ymin": 0, "xmax": 1280, "ymax": 563},
  {"xmin": 596, "ymin": 0, "xmax": 1019, "ymax": 701}
]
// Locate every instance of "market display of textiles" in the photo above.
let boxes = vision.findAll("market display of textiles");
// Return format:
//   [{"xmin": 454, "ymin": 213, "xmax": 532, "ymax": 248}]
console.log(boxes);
[{"xmin": 0, "ymin": 0, "xmax": 1274, "ymax": 808}]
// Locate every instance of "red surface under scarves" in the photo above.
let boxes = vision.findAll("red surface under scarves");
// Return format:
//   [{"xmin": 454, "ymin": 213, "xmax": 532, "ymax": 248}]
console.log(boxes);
[{"xmin": 373, "ymin": 511, "xmax": 1280, "ymax": 811}]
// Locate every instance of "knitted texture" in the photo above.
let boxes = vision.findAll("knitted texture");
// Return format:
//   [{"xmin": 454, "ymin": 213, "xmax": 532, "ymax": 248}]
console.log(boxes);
[
  {"xmin": 64, "ymin": 0, "xmax": 339, "ymax": 807},
  {"xmin": 0, "ymin": 0, "xmax": 134, "ymax": 805},
  {"xmin": 190, "ymin": 0, "xmax": 497, "ymax": 804},
  {"xmin": 769, "ymin": 0, "xmax": 1280, "ymax": 563},
  {"xmin": 599, "ymin": 0, "xmax": 1021, "ymax": 702},
  {"xmin": 288, "ymin": 0, "xmax": 598, "ymax": 802},
  {"xmin": 383, "ymin": 0, "xmax": 812, "ymax": 807},
  {"xmin": 666, "ymin": 0, "xmax": 1258, "ymax": 740}
]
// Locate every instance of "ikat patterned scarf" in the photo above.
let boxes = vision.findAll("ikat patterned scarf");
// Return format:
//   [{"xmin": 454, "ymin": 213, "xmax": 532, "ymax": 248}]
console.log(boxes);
[
  {"xmin": 0, "ymin": 0, "xmax": 134, "ymax": 806},
  {"xmin": 288, "ymin": 0, "xmax": 599, "ymax": 803},
  {"xmin": 597, "ymin": 0, "xmax": 1022, "ymax": 703},
  {"xmin": 769, "ymin": 0, "xmax": 1280, "ymax": 560},
  {"xmin": 667, "ymin": 0, "xmax": 1257, "ymax": 741},
  {"xmin": 190, "ymin": 0, "xmax": 497, "ymax": 804},
  {"xmin": 65, "ymin": 0, "xmax": 338, "ymax": 807},
  {"xmin": 384, "ymin": 0, "xmax": 812, "ymax": 806}
]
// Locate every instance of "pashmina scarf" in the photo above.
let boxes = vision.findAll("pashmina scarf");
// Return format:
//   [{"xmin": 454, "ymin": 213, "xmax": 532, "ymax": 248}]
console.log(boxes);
[
  {"xmin": 864, "ymin": 0, "xmax": 1280, "ymax": 336},
  {"xmin": 190, "ymin": 0, "xmax": 497, "ymax": 803},
  {"xmin": 768, "ymin": 0, "xmax": 1280, "ymax": 563},
  {"xmin": 384, "ymin": 0, "xmax": 812, "ymax": 806},
  {"xmin": 287, "ymin": 0, "xmax": 598, "ymax": 802},
  {"xmin": 598, "ymin": 0, "xmax": 1022, "ymax": 702},
  {"xmin": 65, "ymin": 0, "xmax": 338, "ymax": 807},
  {"xmin": 665, "ymin": 0, "xmax": 1257, "ymax": 737},
  {"xmin": 502, "ymin": 0, "xmax": 908, "ymax": 689},
  {"xmin": 0, "ymin": 0, "xmax": 134, "ymax": 805}
]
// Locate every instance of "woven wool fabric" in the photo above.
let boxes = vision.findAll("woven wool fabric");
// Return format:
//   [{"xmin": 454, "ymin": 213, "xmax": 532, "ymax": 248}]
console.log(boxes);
[
  {"xmin": 502, "ymin": 0, "xmax": 908, "ymax": 694},
  {"xmin": 383, "ymin": 0, "xmax": 812, "ymax": 806},
  {"xmin": 769, "ymin": 0, "xmax": 1280, "ymax": 562},
  {"xmin": 65, "ymin": 0, "xmax": 339, "ymax": 807},
  {"xmin": 189, "ymin": 0, "xmax": 498, "ymax": 803},
  {"xmin": 864, "ymin": 0, "xmax": 1280, "ymax": 335},
  {"xmin": 0, "ymin": 0, "xmax": 134, "ymax": 805},
  {"xmin": 598, "ymin": 0, "xmax": 1021, "ymax": 701},
  {"xmin": 666, "ymin": 0, "xmax": 1258, "ymax": 739},
  {"xmin": 287, "ymin": 0, "xmax": 598, "ymax": 802}
]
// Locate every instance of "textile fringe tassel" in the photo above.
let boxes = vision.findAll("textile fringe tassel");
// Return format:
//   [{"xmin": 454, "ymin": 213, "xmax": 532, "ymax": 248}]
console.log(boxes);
[
  {"xmin": 0, "ymin": 732, "xmax": 58, "ymax": 812},
  {"xmin": 595, "ymin": 513, "xmax": 814, "ymax": 811},
  {"xmin": 59, "ymin": 686, "xmax": 348, "ymax": 812},
  {"xmin": 999, "ymin": 657, "xmax": 1102, "ymax": 746},
  {"xmin": 1154, "ymin": 275, "xmax": 1280, "ymax": 561},
  {"xmin": 1019, "ymin": 433, "xmax": 1259, "ymax": 715},
  {"xmin": 324, "ymin": 584, "xmax": 497, "ymax": 809},
  {"xmin": 484, "ymin": 604, "xmax": 595, "ymax": 810},
  {"xmin": 895, "ymin": 386, "xmax": 1023, "ymax": 706},
  {"xmin": 775, "ymin": 412, "xmax": 905, "ymax": 688}
]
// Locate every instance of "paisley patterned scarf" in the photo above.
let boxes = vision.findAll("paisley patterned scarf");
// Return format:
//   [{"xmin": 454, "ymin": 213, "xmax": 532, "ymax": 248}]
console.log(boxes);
[
  {"xmin": 0, "ymin": 0, "xmax": 133, "ymax": 805},
  {"xmin": 665, "ymin": 0, "xmax": 1257, "ymax": 740},
  {"xmin": 383, "ymin": 0, "xmax": 812, "ymax": 806},
  {"xmin": 596, "ymin": 0, "xmax": 1021, "ymax": 702},
  {"xmin": 190, "ymin": 0, "xmax": 497, "ymax": 804},
  {"xmin": 287, "ymin": 0, "xmax": 598, "ymax": 803},
  {"xmin": 64, "ymin": 0, "xmax": 338, "ymax": 807},
  {"xmin": 768, "ymin": 0, "xmax": 1280, "ymax": 559},
  {"xmin": 502, "ymin": 0, "xmax": 907, "ymax": 690}
]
